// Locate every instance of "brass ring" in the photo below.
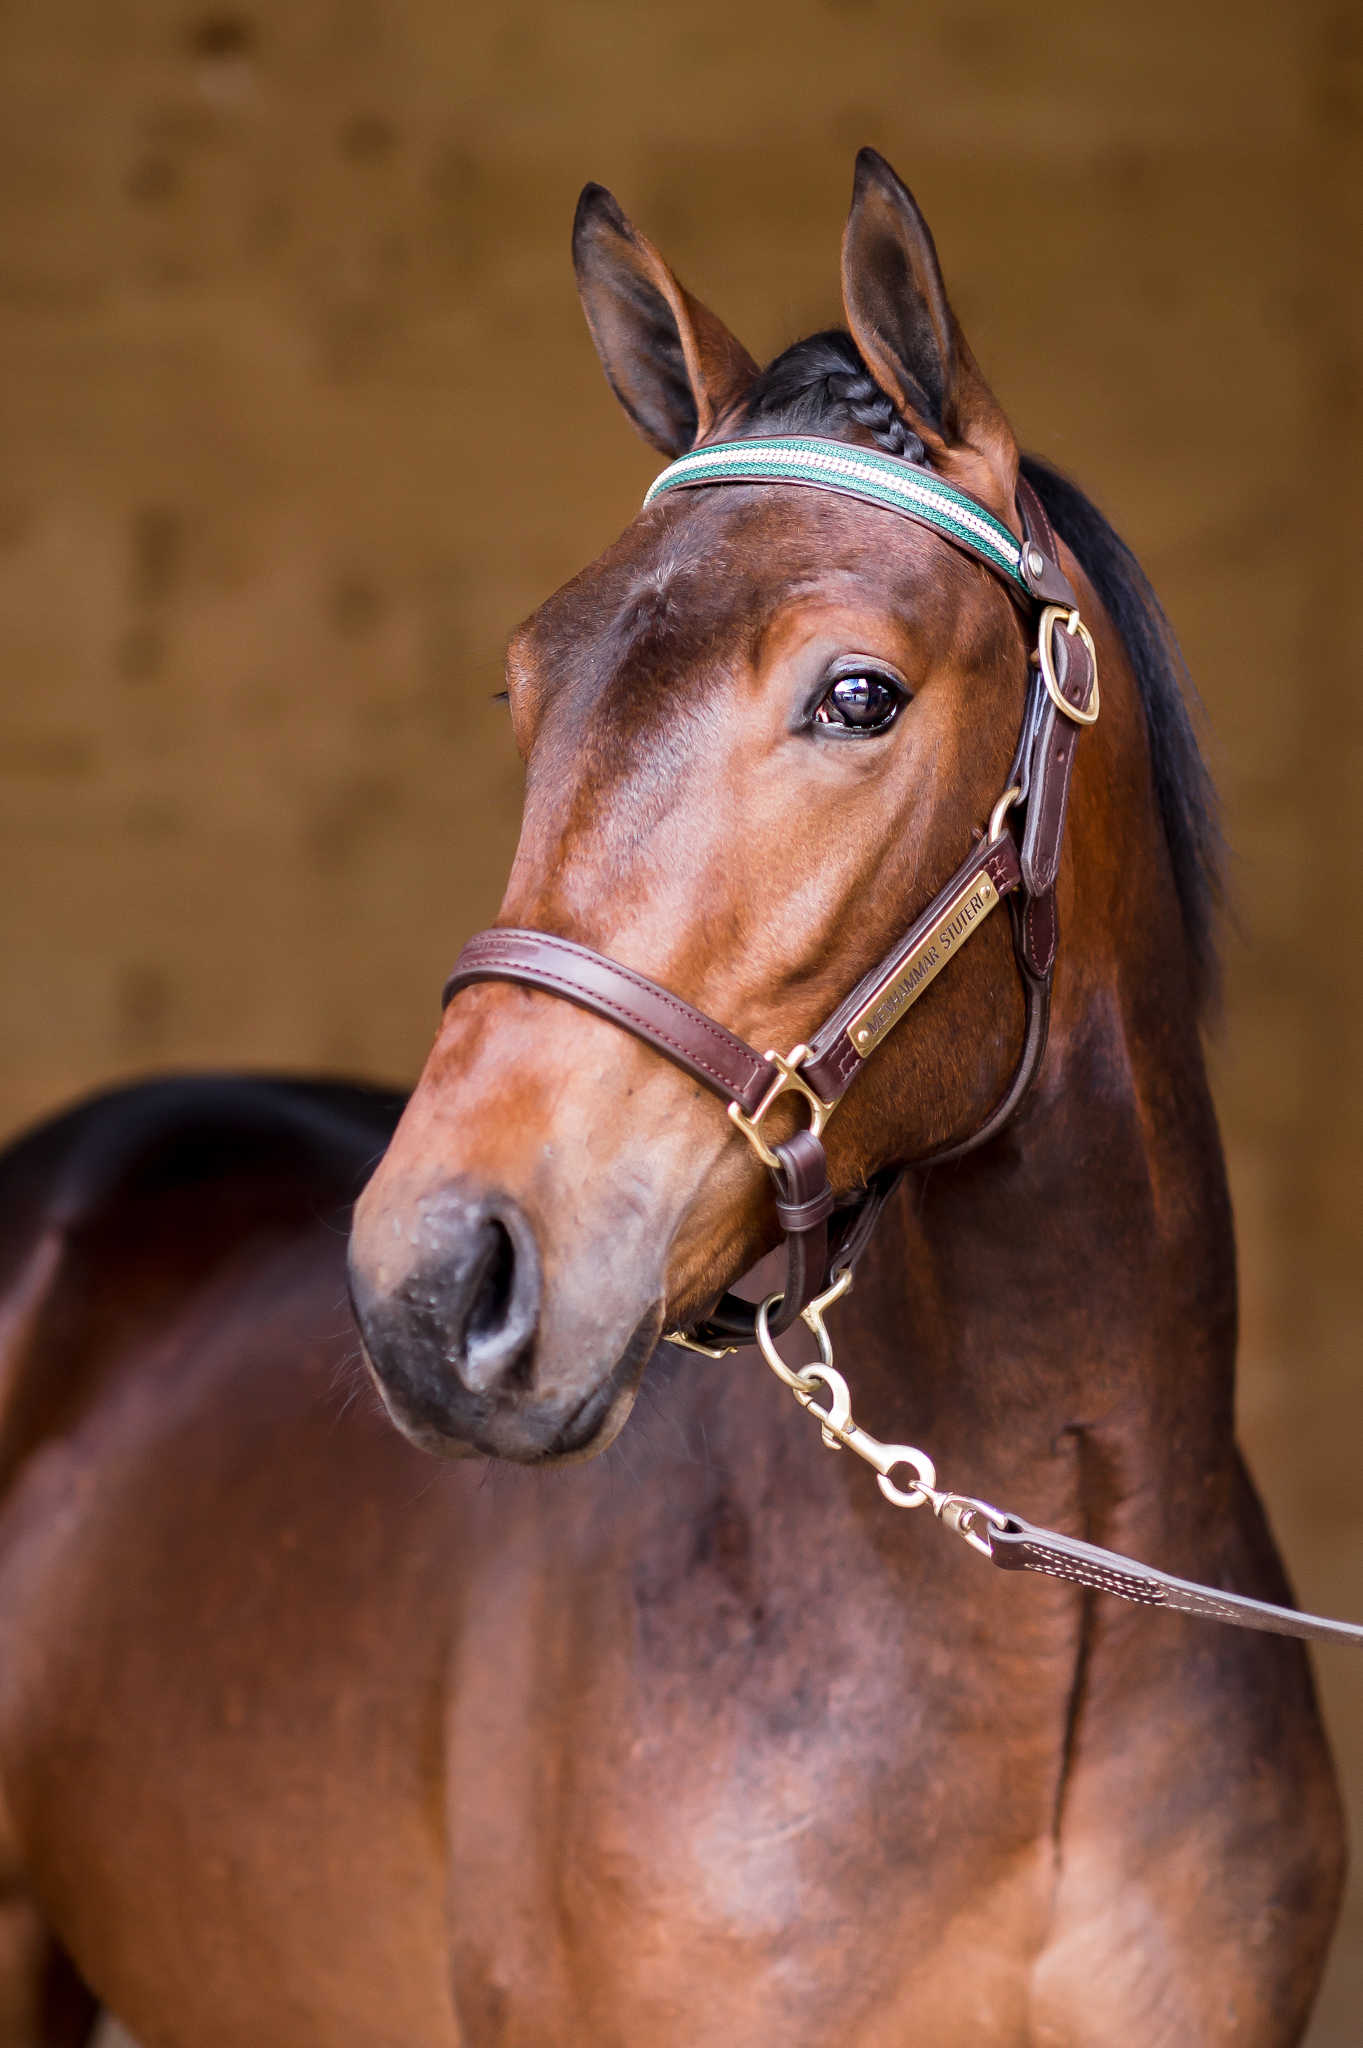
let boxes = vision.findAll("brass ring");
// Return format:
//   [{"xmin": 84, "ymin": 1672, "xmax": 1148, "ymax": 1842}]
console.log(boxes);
[
  {"xmin": 988, "ymin": 784, "xmax": 1022, "ymax": 843},
  {"xmin": 755, "ymin": 1291, "xmax": 825, "ymax": 1393},
  {"xmin": 793, "ymin": 1361, "xmax": 853, "ymax": 1440}
]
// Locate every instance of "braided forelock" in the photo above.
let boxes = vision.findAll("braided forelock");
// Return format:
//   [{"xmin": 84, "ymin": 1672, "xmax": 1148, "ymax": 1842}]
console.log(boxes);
[{"xmin": 730, "ymin": 330, "xmax": 926, "ymax": 464}]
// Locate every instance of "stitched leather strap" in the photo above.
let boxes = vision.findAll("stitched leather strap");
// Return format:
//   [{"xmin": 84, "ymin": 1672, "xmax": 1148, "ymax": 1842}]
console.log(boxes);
[
  {"xmin": 827, "ymin": 1167, "xmax": 902, "ymax": 1275},
  {"xmin": 443, "ymin": 929, "xmax": 778, "ymax": 1118},
  {"xmin": 1019, "ymin": 627, "xmax": 1094, "ymax": 907},
  {"xmin": 442, "ymin": 936, "xmax": 839, "ymax": 1344},
  {"xmin": 762, "ymin": 1129, "xmax": 831, "ymax": 1335},
  {"xmin": 772, "ymin": 1129, "xmax": 836, "ymax": 1231},
  {"xmin": 916, "ymin": 927, "xmax": 1051, "ymax": 1166},
  {"xmin": 689, "ymin": 1158, "xmax": 904, "ymax": 1349},
  {"xmin": 690, "ymin": 1129, "xmax": 833, "ymax": 1343},
  {"xmin": 1016, "ymin": 475, "xmax": 1076, "ymax": 607},
  {"xmin": 989, "ymin": 1516, "xmax": 1363, "ymax": 1649},
  {"xmin": 802, "ymin": 831, "xmax": 1022, "ymax": 1102}
]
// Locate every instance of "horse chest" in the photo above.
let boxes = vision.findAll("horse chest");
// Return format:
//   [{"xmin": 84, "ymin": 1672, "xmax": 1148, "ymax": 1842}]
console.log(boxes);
[{"xmin": 442, "ymin": 1435, "xmax": 1082, "ymax": 2042}]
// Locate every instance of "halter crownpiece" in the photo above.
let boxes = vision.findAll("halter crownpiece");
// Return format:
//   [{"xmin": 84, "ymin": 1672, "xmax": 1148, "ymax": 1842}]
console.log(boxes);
[
  {"xmin": 444, "ymin": 457, "xmax": 1097, "ymax": 1350},
  {"xmin": 643, "ymin": 435, "xmax": 1032, "ymax": 598}
]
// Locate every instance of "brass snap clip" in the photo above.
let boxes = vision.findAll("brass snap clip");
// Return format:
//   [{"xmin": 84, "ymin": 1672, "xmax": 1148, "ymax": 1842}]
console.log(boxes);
[
  {"xmin": 934, "ymin": 1493, "xmax": 1011, "ymax": 1558},
  {"xmin": 755, "ymin": 1280, "xmax": 939, "ymax": 1506},
  {"xmin": 1038, "ymin": 604, "xmax": 1100, "ymax": 726}
]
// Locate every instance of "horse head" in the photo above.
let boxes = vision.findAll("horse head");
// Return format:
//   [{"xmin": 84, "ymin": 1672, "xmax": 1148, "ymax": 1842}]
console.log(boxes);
[{"xmin": 348, "ymin": 149, "xmax": 1162, "ymax": 1464}]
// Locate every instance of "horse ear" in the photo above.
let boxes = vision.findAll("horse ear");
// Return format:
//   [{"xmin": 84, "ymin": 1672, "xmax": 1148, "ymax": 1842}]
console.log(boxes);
[
  {"xmin": 841, "ymin": 149, "xmax": 1018, "ymax": 519},
  {"xmin": 573, "ymin": 184, "xmax": 760, "ymax": 457}
]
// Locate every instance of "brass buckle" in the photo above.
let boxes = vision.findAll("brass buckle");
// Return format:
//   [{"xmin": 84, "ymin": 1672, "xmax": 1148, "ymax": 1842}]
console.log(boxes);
[
  {"xmin": 660, "ymin": 1054, "xmax": 836, "ymax": 1357},
  {"xmin": 726, "ymin": 1045, "xmax": 836, "ymax": 1171},
  {"xmin": 1038, "ymin": 605, "xmax": 1099, "ymax": 726}
]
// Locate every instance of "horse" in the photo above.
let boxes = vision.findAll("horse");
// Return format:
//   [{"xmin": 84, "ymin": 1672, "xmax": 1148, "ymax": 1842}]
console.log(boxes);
[{"xmin": 0, "ymin": 149, "xmax": 1344, "ymax": 2047}]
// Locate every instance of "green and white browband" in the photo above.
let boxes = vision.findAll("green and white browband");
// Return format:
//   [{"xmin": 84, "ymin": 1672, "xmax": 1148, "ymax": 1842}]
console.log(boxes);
[{"xmin": 643, "ymin": 435, "xmax": 1028, "ymax": 596}]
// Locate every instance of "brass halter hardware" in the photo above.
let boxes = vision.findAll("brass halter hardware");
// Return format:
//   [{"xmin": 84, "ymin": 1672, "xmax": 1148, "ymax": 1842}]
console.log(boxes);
[
  {"xmin": 725, "ymin": 1044, "xmax": 837, "ymax": 1172},
  {"xmin": 1038, "ymin": 605, "xmax": 1100, "ymax": 725},
  {"xmin": 663, "ymin": 1076, "xmax": 842, "ymax": 1356},
  {"xmin": 663, "ymin": 1327, "xmax": 737, "ymax": 1360},
  {"xmin": 746, "ymin": 1248, "xmax": 1363, "ymax": 1638},
  {"xmin": 730, "ymin": 770, "xmax": 1028, "ymax": 1164},
  {"xmin": 754, "ymin": 1280, "xmax": 1006, "ymax": 1540},
  {"xmin": 988, "ymin": 783, "xmax": 1023, "ymax": 843}
]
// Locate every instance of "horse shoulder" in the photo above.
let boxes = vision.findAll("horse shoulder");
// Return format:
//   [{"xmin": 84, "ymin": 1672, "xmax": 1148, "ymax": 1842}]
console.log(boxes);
[{"xmin": 0, "ymin": 1076, "xmax": 403, "ymax": 1492}]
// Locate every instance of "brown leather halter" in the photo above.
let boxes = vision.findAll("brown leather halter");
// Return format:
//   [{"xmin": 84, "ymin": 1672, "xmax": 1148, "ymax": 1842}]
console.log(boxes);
[{"xmin": 443, "ymin": 467, "xmax": 1097, "ymax": 1351}]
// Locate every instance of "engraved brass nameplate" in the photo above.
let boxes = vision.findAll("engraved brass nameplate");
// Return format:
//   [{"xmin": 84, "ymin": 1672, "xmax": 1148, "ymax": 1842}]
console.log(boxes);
[{"xmin": 846, "ymin": 869, "xmax": 1000, "ymax": 1058}]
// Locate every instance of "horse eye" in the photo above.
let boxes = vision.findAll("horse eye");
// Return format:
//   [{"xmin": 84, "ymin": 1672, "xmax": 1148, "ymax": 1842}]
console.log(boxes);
[{"xmin": 814, "ymin": 672, "xmax": 902, "ymax": 732}]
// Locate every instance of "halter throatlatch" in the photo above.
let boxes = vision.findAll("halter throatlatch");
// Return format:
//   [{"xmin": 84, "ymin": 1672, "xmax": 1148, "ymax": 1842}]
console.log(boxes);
[{"xmin": 442, "ymin": 438, "xmax": 1098, "ymax": 1350}]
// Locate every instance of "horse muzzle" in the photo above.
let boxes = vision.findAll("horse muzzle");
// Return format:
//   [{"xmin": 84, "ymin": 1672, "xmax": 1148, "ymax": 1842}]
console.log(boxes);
[{"xmin": 348, "ymin": 1172, "xmax": 663, "ymax": 1463}]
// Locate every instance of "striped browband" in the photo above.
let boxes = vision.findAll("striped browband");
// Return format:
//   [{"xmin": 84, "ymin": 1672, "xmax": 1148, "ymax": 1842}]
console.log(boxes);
[{"xmin": 643, "ymin": 435, "xmax": 1030, "ymax": 600}]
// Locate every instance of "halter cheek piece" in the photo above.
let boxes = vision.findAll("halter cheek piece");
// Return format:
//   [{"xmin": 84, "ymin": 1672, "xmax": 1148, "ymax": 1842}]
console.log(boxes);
[{"xmin": 443, "ymin": 437, "xmax": 1099, "ymax": 1353}]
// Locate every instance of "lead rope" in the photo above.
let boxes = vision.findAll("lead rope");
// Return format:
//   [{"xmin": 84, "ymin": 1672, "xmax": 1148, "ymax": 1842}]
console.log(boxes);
[{"xmin": 757, "ymin": 1282, "xmax": 1363, "ymax": 1650}]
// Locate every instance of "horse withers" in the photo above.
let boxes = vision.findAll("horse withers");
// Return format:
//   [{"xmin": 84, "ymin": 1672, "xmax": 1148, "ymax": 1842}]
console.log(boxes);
[{"xmin": 0, "ymin": 151, "xmax": 1344, "ymax": 2046}]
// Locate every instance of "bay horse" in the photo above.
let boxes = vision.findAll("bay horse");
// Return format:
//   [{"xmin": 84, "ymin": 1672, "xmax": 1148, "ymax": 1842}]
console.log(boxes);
[{"xmin": 0, "ymin": 151, "xmax": 1345, "ymax": 2046}]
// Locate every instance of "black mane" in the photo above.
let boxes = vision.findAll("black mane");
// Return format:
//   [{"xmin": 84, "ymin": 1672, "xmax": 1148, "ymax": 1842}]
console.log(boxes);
[
  {"xmin": 732, "ymin": 330, "xmax": 1225, "ymax": 1009},
  {"xmin": 1017, "ymin": 454, "xmax": 1224, "ymax": 1007}
]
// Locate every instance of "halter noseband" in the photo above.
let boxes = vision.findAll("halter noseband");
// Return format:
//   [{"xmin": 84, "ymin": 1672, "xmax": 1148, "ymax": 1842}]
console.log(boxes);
[{"xmin": 442, "ymin": 437, "xmax": 1098, "ymax": 1352}]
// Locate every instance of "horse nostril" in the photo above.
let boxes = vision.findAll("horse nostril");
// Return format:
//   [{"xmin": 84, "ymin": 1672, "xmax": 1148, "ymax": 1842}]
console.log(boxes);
[
  {"xmin": 349, "ymin": 1181, "xmax": 541, "ymax": 1413},
  {"xmin": 456, "ymin": 1207, "xmax": 538, "ymax": 1394},
  {"xmin": 467, "ymin": 1220, "xmax": 515, "ymax": 1347}
]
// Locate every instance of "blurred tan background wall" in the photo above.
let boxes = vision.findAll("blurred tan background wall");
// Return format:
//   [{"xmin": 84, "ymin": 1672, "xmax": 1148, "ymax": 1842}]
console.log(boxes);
[{"xmin": 0, "ymin": 0, "xmax": 1360, "ymax": 2037}]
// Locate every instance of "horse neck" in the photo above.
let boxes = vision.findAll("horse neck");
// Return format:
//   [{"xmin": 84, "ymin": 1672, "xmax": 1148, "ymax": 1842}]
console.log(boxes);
[{"xmin": 856, "ymin": 828, "xmax": 1237, "ymax": 1509}]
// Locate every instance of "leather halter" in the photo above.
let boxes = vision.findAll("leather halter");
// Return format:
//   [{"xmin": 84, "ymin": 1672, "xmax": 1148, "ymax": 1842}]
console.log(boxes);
[{"xmin": 443, "ymin": 445, "xmax": 1098, "ymax": 1351}]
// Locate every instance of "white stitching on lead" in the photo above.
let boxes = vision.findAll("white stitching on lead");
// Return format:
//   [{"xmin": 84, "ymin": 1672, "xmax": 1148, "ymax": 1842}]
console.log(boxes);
[{"xmin": 1017, "ymin": 1545, "xmax": 1168, "ymax": 1608}]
